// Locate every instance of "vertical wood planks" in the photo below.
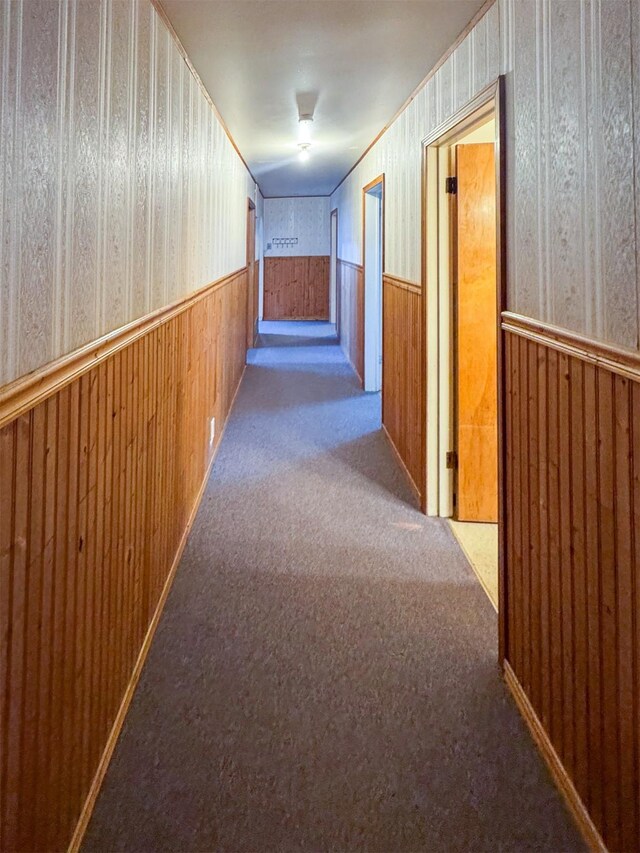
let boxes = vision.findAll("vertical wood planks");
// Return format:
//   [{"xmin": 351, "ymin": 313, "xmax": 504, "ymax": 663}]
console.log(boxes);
[
  {"xmin": 337, "ymin": 260, "xmax": 364, "ymax": 384},
  {"xmin": 584, "ymin": 360, "xmax": 603, "ymax": 830},
  {"xmin": 381, "ymin": 275, "xmax": 424, "ymax": 501},
  {"xmin": 614, "ymin": 374, "xmax": 636, "ymax": 853},
  {"xmin": 0, "ymin": 269, "xmax": 248, "ymax": 852},
  {"xmin": 263, "ymin": 256, "xmax": 330, "ymax": 321},
  {"xmin": 504, "ymin": 327, "xmax": 640, "ymax": 851},
  {"xmin": 526, "ymin": 341, "xmax": 540, "ymax": 712},
  {"xmin": 569, "ymin": 356, "xmax": 589, "ymax": 797}
]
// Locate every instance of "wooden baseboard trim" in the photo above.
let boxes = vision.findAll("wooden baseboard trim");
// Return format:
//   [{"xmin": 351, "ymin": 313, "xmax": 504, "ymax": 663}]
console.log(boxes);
[
  {"xmin": 67, "ymin": 361, "xmax": 247, "ymax": 853},
  {"xmin": 337, "ymin": 258, "xmax": 363, "ymax": 272},
  {"xmin": 382, "ymin": 422, "xmax": 422, "ymax": 505},
  {"xmin": 383, "ymin": 273, "xmax": 422, "ymax": 295},
  {"xmin": 264, "ymin": 254, "xmax": 329, "ymax": 261},
  {"xmin": 502, "ymin": 311, "xmax": 640, "ymax": 383},
  {"xmin": 503, "ymin": 661, "xmax": 607, "ymax": 853},
  {"xmin": 0, "ymin": 267, "xmax": 246, "ymax": 431}
]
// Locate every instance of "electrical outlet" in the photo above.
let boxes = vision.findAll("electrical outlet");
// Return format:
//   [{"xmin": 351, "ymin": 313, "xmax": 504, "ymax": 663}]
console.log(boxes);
[{"xmin": 209, "ymin": 417, "xmax": 215, "ymax": 446}]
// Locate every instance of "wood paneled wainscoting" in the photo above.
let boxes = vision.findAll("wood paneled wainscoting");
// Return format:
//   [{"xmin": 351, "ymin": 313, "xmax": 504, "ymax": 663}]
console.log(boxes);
[
  {"xmin": 0, "ymin": 268, "xmax": 248, "ymax": 853},
  {"xmin": 337, "ymin": 259, "xmax": 364, "ymax": 383},
  {"xmin": 502, "ymin": 312, "xmax": 640, "ymax": 853},
  {"xmin": 263, "ymin": 256, "xmax": 329, "ymax": 320},
  {"xmin": 382, "ymin": 274, "xmax": 425, "ymax": 504}
]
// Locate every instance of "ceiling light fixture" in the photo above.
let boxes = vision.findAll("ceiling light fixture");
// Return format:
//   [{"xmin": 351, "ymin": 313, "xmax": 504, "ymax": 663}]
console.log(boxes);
[
  {"xmin": 297, "ymin": 114, "xmax": 313, "ymax": 161},
  {"xmin": 298, "ymin": 115, "xmax": 313, "ymax": 144}
]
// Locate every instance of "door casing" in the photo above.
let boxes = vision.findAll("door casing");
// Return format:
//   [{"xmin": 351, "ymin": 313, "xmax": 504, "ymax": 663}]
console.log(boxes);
[
  {"xmin": 421, "ymin": 77, "xmax": 507, "ymax": 660},
  {"xmin": 246, "ymin": 198, "xmax": 257, "ymax": 349},
  {"xmin": 330, "ymin": 208, "xmax": 338, "ymax": 326},
  {"xmin": 362, "ymin": 175, "xmax": 385, "ymax": 393}
]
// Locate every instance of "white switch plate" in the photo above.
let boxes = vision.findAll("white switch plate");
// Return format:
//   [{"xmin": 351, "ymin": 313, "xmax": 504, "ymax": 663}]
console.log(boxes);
[{"xmin": 209, "ymin": 417, "xmax": 215, "ymax": 445}]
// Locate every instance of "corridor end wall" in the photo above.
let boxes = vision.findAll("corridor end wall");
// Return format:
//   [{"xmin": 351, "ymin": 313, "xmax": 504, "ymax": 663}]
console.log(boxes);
[
  {"xmin": 263, "ymin": 196, "xmax": 331, "ymax": 320},
  {"xmin": 0, "ymin": 1, "xmax": 257, "ymax": 849},
  {"xmin": 330, "ymin": 0, "xmax": 640, "ymax": 850}
]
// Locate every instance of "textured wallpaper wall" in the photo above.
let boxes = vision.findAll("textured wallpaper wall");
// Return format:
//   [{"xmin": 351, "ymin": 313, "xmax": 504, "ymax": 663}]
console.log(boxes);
[
  {"xmin": 331, "ymin": 0, "xmax": 640, "ymax": 350},
  {"xmin": 0, "ymin": 0, "xmax": 258, "ymax": 387},
  {"xmin": 264, "ymin": 197, "xmax": 331, "ymax": 257}
]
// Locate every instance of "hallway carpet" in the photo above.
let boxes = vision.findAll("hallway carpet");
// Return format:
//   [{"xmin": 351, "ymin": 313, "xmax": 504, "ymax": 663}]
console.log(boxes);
[{"xmin": 83, "ymin": 321, "xmax": 583, "ymax": 853}]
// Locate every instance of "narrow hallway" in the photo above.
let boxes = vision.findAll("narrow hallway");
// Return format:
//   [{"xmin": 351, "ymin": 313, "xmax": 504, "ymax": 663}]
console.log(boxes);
[{"xmin": 83, "ymin": 322, "xmax": 582, "ymax": 852}]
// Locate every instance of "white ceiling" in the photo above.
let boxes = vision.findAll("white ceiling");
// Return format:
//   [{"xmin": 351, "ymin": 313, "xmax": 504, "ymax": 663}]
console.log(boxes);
[{"xmin": 161, "ymin": 0, "xmax": 486, "ymax": 198}]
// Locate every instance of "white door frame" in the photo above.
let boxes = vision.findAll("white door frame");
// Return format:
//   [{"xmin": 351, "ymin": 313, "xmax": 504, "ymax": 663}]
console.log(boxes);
[
  {"xmin": 422, "ymin": 82, "xmax": 503, "ymax": 518},
  {"xmin": 257, "ymin": 214, "xmax": 264, "ymax": 321},
  {"xmin": 362, "ymin": 175, "xmax": 384, "ymax": 393},
  {"xmin": 330, "ymin": 208, "xmax": 338, "ymax": 325},
  {"xmin": 422, "ymin": 77, "xmax": 508, "ymax": 662}
]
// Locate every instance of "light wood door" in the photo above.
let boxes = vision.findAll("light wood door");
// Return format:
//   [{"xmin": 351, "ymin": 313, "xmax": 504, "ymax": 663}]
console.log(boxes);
[{"xmin": 455, "ymin": 142, "xmax": 497, "ymax": 522}]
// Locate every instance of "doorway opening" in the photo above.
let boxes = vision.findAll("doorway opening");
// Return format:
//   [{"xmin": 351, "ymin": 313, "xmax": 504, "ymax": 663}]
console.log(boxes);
[
  {"xmin": 257, "ymin": 213, "xmax": 264, "ymax": 324},
  {"xmin": 330, "ymin": 208, "xmax": 338, "ymax": 330},
  {"xmin": 362, "ymin": 175, "xmax": 384, "ymax": 393},
  {"xmin": 422, "ymin": 81, "xmax": 505, "ymax": 623},
  {"xmin": 246, "ymin": 198, "xmax": 258, "ymax": 350}
]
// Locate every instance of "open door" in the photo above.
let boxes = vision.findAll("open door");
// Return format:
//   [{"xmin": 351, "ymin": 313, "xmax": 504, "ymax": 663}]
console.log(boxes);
[
  {"xmin": 423, "ymin": 82, "xmax": 504, "ymax": 630},
  {"xmin": 454, "ymin": 142, "xmax": 497, "ymax": 522}
]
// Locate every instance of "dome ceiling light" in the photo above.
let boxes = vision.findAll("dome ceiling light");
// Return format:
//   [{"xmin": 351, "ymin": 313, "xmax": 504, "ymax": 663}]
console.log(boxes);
[{"xmin": 298, "ymin": 114, "xmax": 313, "ymax": 161}]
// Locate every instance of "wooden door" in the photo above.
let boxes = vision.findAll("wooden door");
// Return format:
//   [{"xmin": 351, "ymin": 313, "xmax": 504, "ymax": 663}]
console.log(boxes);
[
  {"xmin": 246, "ymin": 202, "xmax": 257, "ymax": 348},
  {"xmin": 455, "ymin": 142, "xmax": 498, "ymax": 522}
]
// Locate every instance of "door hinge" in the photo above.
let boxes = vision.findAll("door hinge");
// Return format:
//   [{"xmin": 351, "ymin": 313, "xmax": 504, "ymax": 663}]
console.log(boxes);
[
  {"xmin": 446, "ymin": 450, "xmax": 458, "ymax": 469},
  {"xmin": 445, "ymin": 176, "xmax": 457, "ymax": 195}
]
